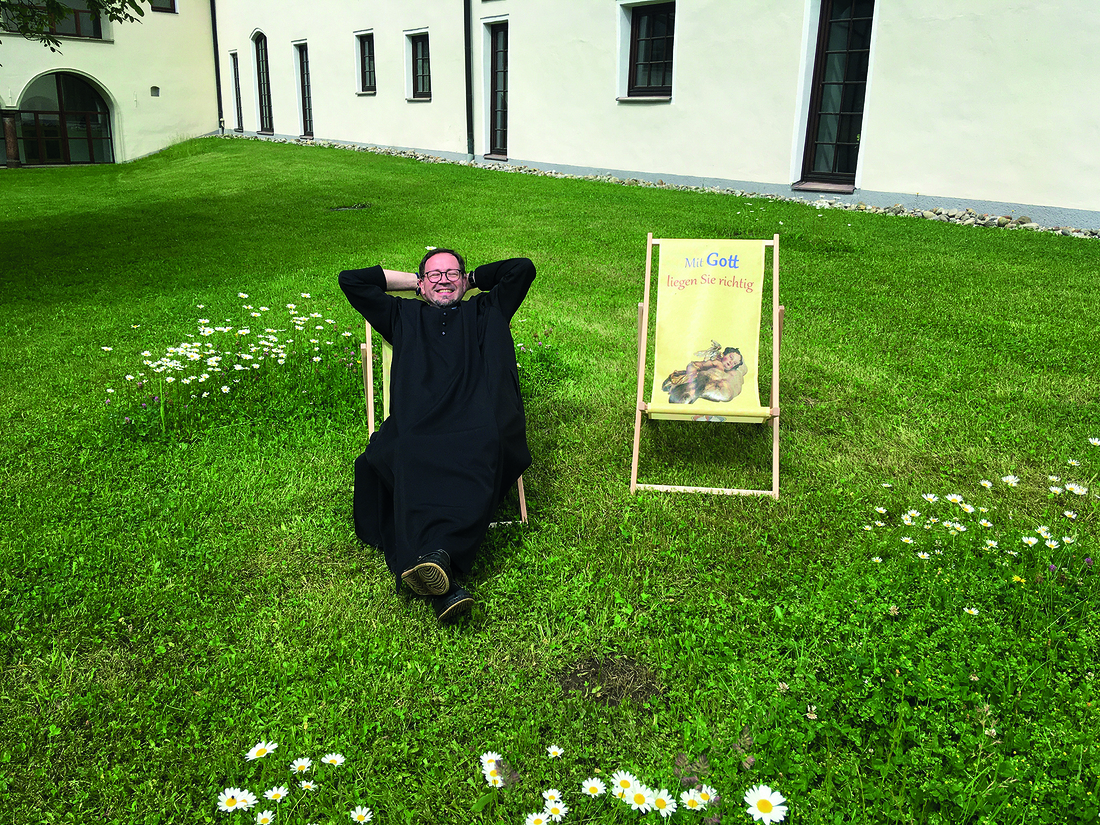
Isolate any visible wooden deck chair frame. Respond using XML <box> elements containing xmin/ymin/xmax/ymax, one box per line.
<box><xmin>359</xmin><ymin>314</ymin><xmax>528</xmax><ymax>524</ymax></box>
<box><xmin>630</xmin><ymin>233</ymin><xmax>784</xmax><ymax>498</ymax></box>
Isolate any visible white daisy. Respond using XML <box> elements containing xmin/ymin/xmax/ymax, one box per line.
<box><xmin>964</xmin><ymin>607</ymin><xmax>979</xmax><ymax>616</ymax></box>
<box><xmin>980</xmin><ymin>519</ymin><xmax>993</xmax><ymax>528</ymax></box>
<box><xmin>946</xmin><ymin>493</ymin><xmax>964</xmax><ymax>504</ymax></box>
<box><xmin>479</xmin><ymin>751</ymin><xmax>503</xmax><ymax>770</ymax></box>
<box><xmin>744</xmin><ymin>784</ymin><xmax>788</xmax><ymax>823</ymax></box>
<box><xmin>627</xmin><ymin>785</ymin><xmax>655</xmax><ymax>812</ymax></box>
<box><xmin>546</xmin><ymin>744</ymin><xmax>564</xmax><ymax>758</ymax></box>
<box><xmin>218</xmin><ymin>788</ymin><xmax>257</xmax><ymax>812</ymax></box>
<box><xmin>1050</xmin><ymin>486</ymin><xmax>1064</xmax><ymax>495</ymax></box>
<box><xmin>979</xmin><ymin>479</ymin><xmax>993</xmax><ymax>488</ymax></box>
<box><xmin>985</xmin><ymin>540</ymin><xmax>998</xmax><ymax>548</ymax></box>
<box><xmin>1065</xmin><ymin>510</ymin><xmax>1078</xmax><ymax>519</ymax></box>
<box><xmin>874</xmin><ymin>506</ymin><xmax>887</xmax><ymax>514</ymax></box>
<box><xmin>264</xmin><ymin>786</ymin><xmax>288</xmax><ymax>802</ymax></box>
<box><xmin>699</xmin><ymin>785</ymin><xmax>718</xmax><ymax>805</ymax></box>
<box><xmin>544</xmin><ymin>801</ymin><xmax>568</xmax><ymax>821</ymax></box>
<box><xmin>581</xmin><ymin>777</ymin><xmax>606</xmax><ymax>796</ymax></box>
<box><xmin>1089</xmin><ymin>437</ymin><xmax>1100</xmax><ymax>446</ymax></box>
<box><xmin>246</xmin><ymin>741</ymin><xmax>278</xmax><ymax>761</ymax></box>
<box><xmin>542</xmin><ymin>788</ymin><xmax>562</xmax><ymax>803</ymax></box>
<box><xmin>922</xmin><ymin>493</ymin><xmax>939</xmax><ymax>503</ymax></box>
<box><xmin>349</xmin><ymin>805</ymin><xmax>372</xmax><ymax>822</ymax></box>
<box><xmin>871</xmin><ymin>557</ymin><xmax>882</xmax><ymax>563</ymax></box>
<box><xmin>300</xmin><ymin>780</ymin><xmax>316</xmax><ymax>791</ymax></box>
<box><xmin>255</xmin><ymin>810</ymin><xmax>275</xmax><ymax>825</ymax></box>
<box><xmin>322</xmin><ymin>753</ymin><xmax>346</xmax><ymax>766</ymax></box>
<box><xmin>290</xmin><ymin>757</ymin><xmax>312</xmax><ymax>774</ymax></box>
<box><xmin>917</xmin><ymin>552</ymin><xmax>931</xmax><ymax>560</ymax></box>
<box><xmin>611</xmin><ymin>771</ymin><xmax>637</xmax><ymax>795</ymax></box>
<box><xmin>901</xmin><ymin>536</ymin><xmax>914</xmax><ymax>544</ymax></box>
<box><xmin>652</xmin><ymin>788</ymin><xmax>677</xmax><ymax>818</ymax></box>
<box><xmin>1022</xmin><ymin>536</ymin><xmax>1039</xmax><ymax>547</ymax></box>
<box><xmin>525</xmin><ymin>813</ymin><xmax>549</xmax><ymax>825</ymax></box>
<box><xmin>680</xmin><ymin>788</ymin><xmax>705</xmax><ymax>810</ymax></box>
<box><xmin>1001</xmin><ymin>475</ymin><xmax>1020</xmax><ymax>486</ymax></box>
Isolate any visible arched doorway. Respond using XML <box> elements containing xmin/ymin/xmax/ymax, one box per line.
<box><xmin>13</xmin><ymin>72</ymin><xmax>114</xmax><ymax>165</ymax></box>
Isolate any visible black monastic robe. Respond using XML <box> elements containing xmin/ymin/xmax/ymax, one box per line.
<box><xmin>338</xmin><ymin>258</ymin><xmax>535</xmax><ymax>587</ymax></box>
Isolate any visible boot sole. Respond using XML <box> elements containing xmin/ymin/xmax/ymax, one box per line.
<box><xmin>412</xmin><ymin>561</ymin><xmax>450</xmax><ymax>596</ymax></box>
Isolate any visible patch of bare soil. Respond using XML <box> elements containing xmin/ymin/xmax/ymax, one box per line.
<box><xmin>557</xmin><ymin>654</ymin><xmax>664</xmax><ymax>707</ymax></box>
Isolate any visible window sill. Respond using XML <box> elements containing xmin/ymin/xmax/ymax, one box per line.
<box><xmin>257</xmin><ymin>130</ymin><xmax>274</xmax><ymax>136</ymax></box>
<box><xmin>41</xmin><ymin>33</ymin><xmax>113</xmax><ymax>44</ymax></box>
<box><xmin>791</xmin><ymin>180</ymin><xmax>856</xmax><ymax>194</ymax></box>
<box><xmin>356</xmin><ymin>90</ymin><xmax>377</xmax><ymax>97</ymax></box>
<box><xmin>406</xmin><ymin>97</ymin><xmax>432</xmax><ymax>102</ymax></box>
<box><xmin>483</xmin><ymin>154</ymin><xmax>508</xmax><ymax>162</ymax></box>
<box><xmin>616</xmin><ymin>95</ymin><xmax>671</xmax><ymax>103</ymax></box>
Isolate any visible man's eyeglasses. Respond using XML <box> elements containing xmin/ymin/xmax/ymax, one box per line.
<box><xmin>422</xmin><ymin>269</ymin><xmax>465</xmax><ymax>283</ymax></box>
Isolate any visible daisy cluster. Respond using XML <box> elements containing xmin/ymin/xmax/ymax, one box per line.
<box><xmin>479</xmin><ymin>747</ymin><xmax>788</xmax><ymax>823</ymax></box>
<box><xmin>863</xmin><ymin>440</ymin><xmax>1097</xmax><ymax>604</ymax></box>
<box><xmin>104</xmin><ymin>292</ymin><xmax>356</xmax><ymax>406</ymax></box>
<box><xmin>217</xmin><ymin>740</ymin><xmax>369</xmax><ymax>822</ymax></box>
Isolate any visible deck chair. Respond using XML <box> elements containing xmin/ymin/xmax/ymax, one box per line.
<box><xmin>358</xmin><ymin>293</ymin><xmax>528</xmax><ymax>523</ymax></box>
<box><xmin>630</xmin><ymin>233</ymin><xmax>784</xmax><ymax>498</ymax></box>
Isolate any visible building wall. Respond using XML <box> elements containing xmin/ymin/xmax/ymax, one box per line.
<box><xmin>213</xmin><ymin>0</ymin><xmax>1100</xmax><ymax>224</ymax></box>
<box><xmin>216</xmin><ymin>0</ymin><xmax>470</xmax><ymax>153</ymax></box>
<box><xmin>0</xmin><ymin>4</ymin><xmax>218</xmax><ymax>162</ymax></box>
<box><xmin>859</xmin><ymin>0</ymin><xmax>1100</xmax><ymax>212</ymax></box>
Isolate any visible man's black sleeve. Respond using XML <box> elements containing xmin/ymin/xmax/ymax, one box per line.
<box><xmin>339</xmin><ymin>266</ymin><xmax>399</xmax><ymax>343</ymax></box>
<box><xmin>472</xmin><ymin>258</ymin><xmax>536</xmax><ymax>322</ymax></box>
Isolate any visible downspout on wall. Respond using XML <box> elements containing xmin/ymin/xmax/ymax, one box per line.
<box><xmin>463</xmin><ymin>0</ymin><xmax>474</xmax><ymax>159</ymax></box>
<box><xmin>210</xmin><ymin>0</ymin><xmax>224</xmax><ymax>131</ymax></box>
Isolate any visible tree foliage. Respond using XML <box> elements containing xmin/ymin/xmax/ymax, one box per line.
<box><xmin>1</xmin><ymin>0</ymin><xmax>146</xmax><ymax>51</ymax></box>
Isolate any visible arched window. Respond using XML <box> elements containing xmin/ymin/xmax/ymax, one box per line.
<box><xmin>253</xmin><ymin>32</ymin><xmax>273</xmax><ymax>133</ymax></box>
<box><xmin>14</xmin><ymin>72</ymin><xmax>113</xmax><ymax>165</ymax></box>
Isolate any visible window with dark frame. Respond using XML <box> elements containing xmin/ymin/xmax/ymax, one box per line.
<box><xmin>149</xmin><ymin>0</ymin><xmax>176</xmax><ymax>11</ymax></box>
<box><xmin>798</xmin><ymin>0</ymin><xmax>874</xmax><ymax>188</ymax></box>
<box><xmin>628</xmin><ymin>2</ymin><xmax>674</xmax><ymax>97</ymax></box>
<box><xmin>230</xmin><ymin>52</ymin><xmax>243</xmax><ymax>131</ymax></box>
<box><xmin>11</xmin><ymin>72</ymin><xmax>114</xmax><ymax>165</ymax></box>
<box><xmin>296</xmin><ymin>43</ymin><xmax>313</xmax><ymax>137</ymax></box>
<box><xmin>4</xmin><ymin>2</ymin><xmax>104</xmax><ymax>39</ymax></box>
<box><xmin>411</xmin><ymin>33</ymin><xmax>431</xmax><ymax>99</ymax></box>
<box><xmin>358</xmin><ymin>33</ymin><xmax>376</xmax><ymax>92</ymax></box>
<box><xmin>488</xmin><ymin>22</ymin><xmax>508</xmax><ymax>156</ymax></box>
<box><xmin>254</xmin><ymin>32</ymin><xmax>273</xmax><ymax>133</ymax></box>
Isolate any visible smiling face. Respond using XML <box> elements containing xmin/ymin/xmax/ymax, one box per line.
<box><xmin>419</xmin><ymin>252</ymin><xmax>469</xmax><ymax>308</ymax></box>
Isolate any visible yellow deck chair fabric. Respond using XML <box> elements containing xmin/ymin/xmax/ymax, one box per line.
<box><xmin>358</xmin><ymin>291</ymin><xmax>528</xmax><ymax>523</ymax></box>
<box><xmin>630</xmin><ymin>234</ymin><xmax>784</xmax><ymax>498</ymax></box>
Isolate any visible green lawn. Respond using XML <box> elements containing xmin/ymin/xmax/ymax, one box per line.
<box><xmin>2</xmin><ymin>137</ymin><xmax>1099</xmax><ymax>825</ymax></box>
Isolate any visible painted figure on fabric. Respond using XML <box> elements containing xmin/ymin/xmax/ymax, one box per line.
<box><xmin>339</xmin><ymin>248</ymin><xmax>535</xmax><ymax>623</ymax></box>
<box><xmin>662</xmin><ymin>341</ymin><xmax>747</xmax><ymax>404</ymax></box>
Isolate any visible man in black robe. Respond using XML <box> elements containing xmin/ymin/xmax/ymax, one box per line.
<box><xmin>339</xmin><ymin>249</ymin><xmax>535</xmax><ymax>622</ymax></box>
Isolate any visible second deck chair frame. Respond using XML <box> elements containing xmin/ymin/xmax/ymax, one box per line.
<box><xmin>359</xmin><ymin>315</ymin><xmax>528</xmax><ymax>524</ymax></box>
<box><xmin>630</xmin><ymin>233</ymin><xmax>784</xmax><ymax>499</ymax></box>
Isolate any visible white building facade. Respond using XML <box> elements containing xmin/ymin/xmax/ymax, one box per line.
<box><xmin>0</xmin><ymin>1</ymin><xmax>218</xmax><ymax>164</ymax></box>
<box><xmin>4</xmin><ymin>1</ymin><xmax>1100</xmax><ymax>228</ymax></box>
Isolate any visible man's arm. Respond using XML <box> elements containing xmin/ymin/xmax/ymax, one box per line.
<box><xmin>380</xmin><ymin>269</ymin><xmax>419</xmax><ymax>291</ymax></box>
<box><xmin>471</xmin><ymin>258</ymin><xmax>536</xmax><ymax>321</ymax></box>
<box><xmin>338</xmin><ymin>265</ymin><xmax>411</xmax><ymax>342</ymax></box>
